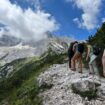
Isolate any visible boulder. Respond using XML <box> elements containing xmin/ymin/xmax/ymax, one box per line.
<box><xmin>97</xmin><ymin>85</ymin><xmax>105</xmax><ymax>99</ymax></box>
<box><xmin>71</xmin><ymin>79</ymin><xmax>101</xmax><ymax>93</ymax></box>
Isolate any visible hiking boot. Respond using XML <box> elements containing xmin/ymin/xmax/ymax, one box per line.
<box><xmin>89</xmin><ymin>72</ymin><xmax>95</xmax><ymax>75</ymax></box>
<box><xmin>78</xmin><ymin>71</ymin><xmax>83</xmax><ymax>74</ymax></box>
<box><xmin>71</xmin><ymin>68</ymin><xmax>76</xmax><ymax>71</ymax></box>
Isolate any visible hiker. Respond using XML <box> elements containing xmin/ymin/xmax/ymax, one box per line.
<box><xmin>102</xmin><ymin>49</ymin><xmax>105</xmax><ymax>77</ymax></box>
<box><xmin>86</xmin><ymin>42</ymin><xmax>101</xmax><ymax>74</ymax></box>
<box><xmin>71</xmin><ymin>42</ymin><xmax>84</xmax><ymax>73</ymax></box>
<box><xmin>68</xmin><ymin>41</ymin><xmax>78</xmax><ymax>68</ymax></box>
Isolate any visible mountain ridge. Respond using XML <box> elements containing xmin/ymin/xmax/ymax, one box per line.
<box><xmin>0</xmin><ymin>34</ymin><xmax>71</xmax><ymax>65</ymax></box>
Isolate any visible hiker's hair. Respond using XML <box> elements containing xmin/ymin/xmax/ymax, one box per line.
<box><xmin>68</xmin><ymin>41</ymin><xmax>78</xmax><ymax>51</ymax></box>
<box><xmin>74</xmin><ymin>41</ymin><xmax>78</xmax><ymax>43</ymax></box>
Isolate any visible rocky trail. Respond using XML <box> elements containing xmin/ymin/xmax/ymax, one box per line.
<box><xmin>38</xmin><ymin>63</ymin><xmax>105</xmax><ymax>105</ymax></box>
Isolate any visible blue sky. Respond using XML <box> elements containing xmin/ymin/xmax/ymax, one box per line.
<box><xmin>0</xmin><ymin>0</ymin><xmax>105</xmax><ymax>40</ymax></box>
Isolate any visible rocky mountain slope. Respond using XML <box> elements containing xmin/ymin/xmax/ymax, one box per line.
<box><xmin>0</xmin><ymin>50</ymin><xmax>67</xmax><ymax>105</ymax></box>
<box><xmin>0</xmin><ymin>23</ymin><xmax>105</xmax><ymax>105</ymax></box>
<box><xmin>0</xmin><ymin>43</ymin><xmax>105</xmax><ymax>105</ymax></box>
<box><xmin>38</xmin><ymin>63</ymin><xmax>105</xmax><ymax>105</ymax></box>
<box><xmin>0</xmin><ymin>35</ymin><xmax>21</xmax><ymax>46</ymax></box>
<box><xmin>0</xmin><ymin>34</ymin><xmax>70</xmax><ymax>65</ymax></box>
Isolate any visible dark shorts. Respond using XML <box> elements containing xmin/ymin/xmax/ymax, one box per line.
<box><xmin>68</xmin><ymin>51</ymin><xmax>74</xmax><ymax>59</ymax></box>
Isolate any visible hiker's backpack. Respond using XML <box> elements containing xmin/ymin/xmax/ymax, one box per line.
<box><xmin>78</xmin><ymin>43</ymin><xmax>84</xmax><ymax>54</ymax></box>
<box><xmin>93</xmin><ymin>46</ymin><xmax>101</xmax><ymax>56</ymax></box>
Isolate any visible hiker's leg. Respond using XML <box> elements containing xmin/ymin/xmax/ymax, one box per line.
<box><xmin>78</xmin><ymin>55</ymin><xmax>82</xmax><ymax>73</ymax></box>
<box><xmin>71</xmin><ymin>55</ymin><xmax>76</xmax><ymax>70</ymax></box>
<box><xmin>69</xmin><ymin>52</ymin><xmax>74</xmax><ymax>68</ymax></box>
<box><xmin>89</xmin><ymin>54</ymin><xmax>97</xmax><ymax>74</ymax></box>
<box><xmin>102</xmin><ymin>56</ymin><xmax>105</xmax><ymax>77</ymax></box>
<box><xmin>91</xmin><ymin>64</ymin><xmax>94</xmax><ymax>73</ymax></box>
<box><xmin>89</xmin><ymin>64</ymin><xmax>93</xmax><ymax>74</ymax></box>
<box><xmin>69</xmin><ymin>60</ymin><xmax>71</xmax><ymax>68</ymax></box>
<box><xmin>71</xmin><ymin>52</ymin><xmax>80</xmax><ymax>70</ymax></box>
<box><xmin>93</xmin><ymin>61</ymin><xmax>99</xmax><ymax>75</ymax></box>
<box><xmin>69</xmin><ymin>57</ymin><xmax>72</xmax><ymax>68</ymax></box>
<box><xmin>71</xmin><ymin>53</ymin><xmax>78</xmax><ymax>70</ymax></box>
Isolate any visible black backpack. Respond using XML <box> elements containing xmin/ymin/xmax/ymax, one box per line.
<box><xmin>78</xmin><ymin>43</ymin><xmax>84</xmax><ymax>54</ymax></box>
<box><xmin>93</xmin><ymin>46</ymin><xmax>101</xmax><ymax>56</ymax></box>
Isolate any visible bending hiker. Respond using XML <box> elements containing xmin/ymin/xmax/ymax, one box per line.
<box><xmin>71</xmin><ymin>42</ymin><xmax>84</xmax><ymax>73</ymax></box>
<box><xmin>86</xmin><ymin>42</ymin><xmax>101</xmax><ymax>74</ymax></box>
<box><xmin>102</xmin><ymin>49</ymin><xmax>105</xmax><ymax>77</ymax></box>
<box><xmin>68</xmin><ymin>41</ymin><xmax>78</xmax><ymax>68</ymax></box>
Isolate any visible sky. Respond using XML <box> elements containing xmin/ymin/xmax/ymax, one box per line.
<box><xmin>0</xmin><ymin>0</ymin><xmax>105</xmax><ymax>41</ymax></box>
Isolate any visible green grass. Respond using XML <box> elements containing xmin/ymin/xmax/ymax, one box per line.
<box><xmin>0</xmin><ymin>50</ymin><xmax>67</xmax><ymax>105</ymax></box>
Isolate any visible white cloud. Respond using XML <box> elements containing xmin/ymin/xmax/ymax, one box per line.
<box><xmin>102</xmin><ymin>18</ymin><xmax>105</xmax><ymax>23</ymax></box>
<box><xmin>0</xmin><ymin>28</ymin><xmax>5</xmax><ymax>37</ymax></box>
<box><xmin>26</xmin><ymin>0</ymin><xmax>41</xmax><ymax>10</ymax></box>
<box><xmin>73</xmin><ymin>18</ymin><xmax>82</xmax><ymax>28</ymax></box>
<box><xmin>66</xmin><ymin>0</ymin><xmax>102</xmax><ymax>30</ymax></box>
<box><xmin>0</xmin><ymin>0</ymin><xmax>59</xmax><ymax>41</ymax></box>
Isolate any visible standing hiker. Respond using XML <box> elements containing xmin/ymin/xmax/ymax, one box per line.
<box><xmin>68</xmin><ymin>41</ymin><xmax>78</xmax><ymax>68</ymax></box>
<box><xmin>86</xmin><ymin>42</ymin><xmax>101</xmax><ymax>74</ymax></box>
<box><xmin>102</xmin><ymin>49</ymin><xmax>105</xmax><ymax>77</ymax></box>
<box><xmin>71</xmin><ymin>42</ymin><xmax>84</xmax><ymax>73</ymax></box>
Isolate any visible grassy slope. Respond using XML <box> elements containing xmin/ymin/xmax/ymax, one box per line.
<box><xmin>0</xmin><ymin>49</ymin><xmax>67</xmax><ymax>105</ymax></box>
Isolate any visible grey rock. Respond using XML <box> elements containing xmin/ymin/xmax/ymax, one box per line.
<box><xmin>71</xmin><ymin>79</ymin><xmax>101</xmax><ymax>92</ymax></box>
<box><xmin>38</xmin><ymin>63</ymin><xmax>105</xmax><ymax>105</ymax></box>
<box><xmin>97</xmin><ymin>85</ymin><xmax>105</xmax><ymax>99</ymax></box>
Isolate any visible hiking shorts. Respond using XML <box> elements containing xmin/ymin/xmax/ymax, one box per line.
<box><xmin>89</xmin><ymin>54</ymin><xmax>97</xmax><ymax>65</ymax></box>
<box><xmin>72</xmin><ymin>51</ymin><xmax>82</xmax><ymax>61</ymax></box>
<box><xmin>68</xmin><ymin>51</ymin><xmax>74</xmax><ymax>59</ymax></box>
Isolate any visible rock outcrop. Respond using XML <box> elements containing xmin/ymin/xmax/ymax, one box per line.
<box><xmin>38</xmin><ymin>63</ymin><xmax>105</xmax><ymax>105</ymax></box>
